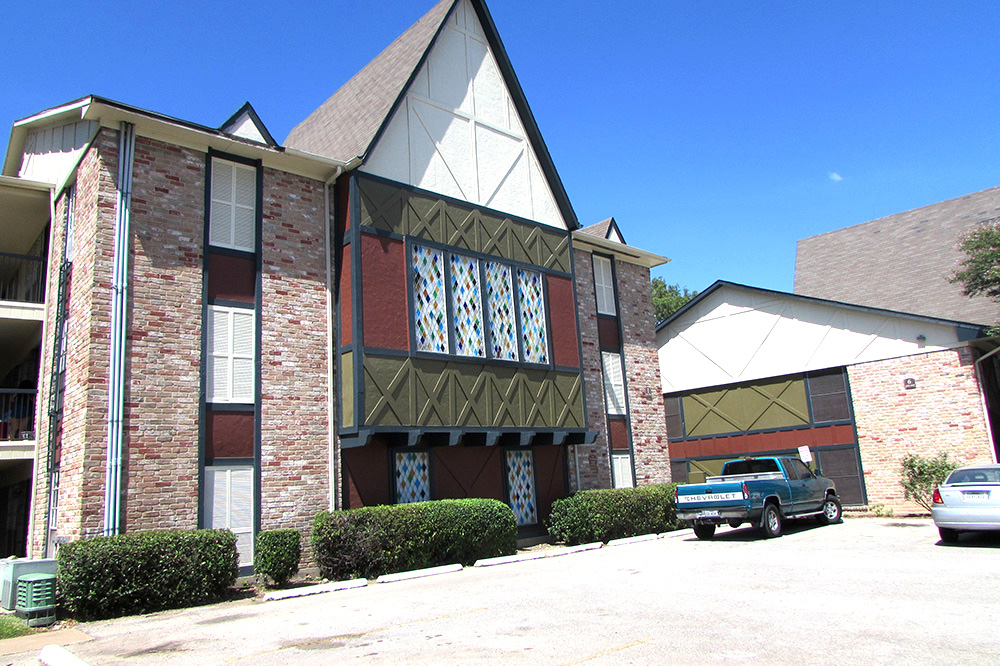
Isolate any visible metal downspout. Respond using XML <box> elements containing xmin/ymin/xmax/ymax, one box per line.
<box><xmin>974</xmin><ymin>344</ymin><xmax>1000</xmax><ymax>463</ymax></box>
<box><xmin>324</xmin><ymin>167</ymin><xmax>343</xmax><ymax>510</ymax></box>
<box><xmin>105</xmin><ymin>122</ymin><xmax>135</xmax><ymax>536</ymax></box>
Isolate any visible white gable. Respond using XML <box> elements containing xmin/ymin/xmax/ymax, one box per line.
<box><xmin>225</xmin><ymin>111</ymin><xmax>269</xmax><ymax>145</ymax></box>
<box><xmin>19</xmin><ymin>120</ymin><xmax>98</xmax><ymax>186</ymax></box>
<box><xmin>361</xmin><ymin>0</ymin><xmax>566</xmax><ymax>229</ymax></box>
<box><xmin>657</xmin><ymin>285</ymin><xmax>969</xmax><ymax>393</ymax></box>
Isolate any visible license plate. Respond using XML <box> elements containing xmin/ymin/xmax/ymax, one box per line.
<box><xmin>963</xmin><ymin>491</ymin><xmax>990</xmax><ymax>502</ymax></box>
<box><xmin>696</xmin><ymin>510</ymin><xmax>721</xmax><ymax>519</ymax></box>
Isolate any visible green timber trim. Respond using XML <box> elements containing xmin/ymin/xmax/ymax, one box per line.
<box><xmin>362</xmin><ymin>355</ymin><xmax>585</xmax><ymax>429</ymax></box>
<box><xmin>357</xmin><ymin>174</ymin><xmax>572</xmax><ymax>273</ymax></box>
<box><xmin>681</xmin><ymin>376</ymin><xmax>810</xmax><ymax>438</ymax></box>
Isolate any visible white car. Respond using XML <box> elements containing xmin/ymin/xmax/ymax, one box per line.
<box><xmin>931</xmin><ymin>464</ymin><xmax>1000</xmax><ymax>543</ymax></box>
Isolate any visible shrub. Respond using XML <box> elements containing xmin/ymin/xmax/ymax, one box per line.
<box><xmin>311</xmin><ymin>498</ymin><xmax>516</xmax><ymax>581</ymax></box>
<box><xmin>254</xmin><ymin>529</ymin><xmax>301</xmax><ymax>587</ymax></box>
<box><xmin>900</xmin><ymin>452</ymin><xmax>960</xmax><ymax>512</ymax></box>
<box><xmin>547</xmin><ymin>484</ymin><xmax>683</xmax><ymax>546</ymax></box>
<box><xmin>58</xmin><ymin>529</ymin><xmax>238</xmax><ymax>620</ymax></box>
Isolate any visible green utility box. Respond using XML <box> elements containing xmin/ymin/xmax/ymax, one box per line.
<box><xmin>15</xmin><ymin>573</ymin><xmax>56</xmax><ymax>627</ymax></box>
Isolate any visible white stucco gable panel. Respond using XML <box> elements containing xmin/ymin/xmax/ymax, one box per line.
<box><xmin>361</xmin><ymin>0</ymin><xmax>566</xmax><ymax>229</ymax></box>
<box><xmin>19</xmin><ymin>120</ymin><xmax>98</xmax><ymax>185</ymax></box>
<box><xmin>658</xmin><ymin>284</ymin><xmax>966</xmax><ymax>393</ymax></box>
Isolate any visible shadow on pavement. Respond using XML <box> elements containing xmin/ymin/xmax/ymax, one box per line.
<box><xmin>685</xmin><ymin>519</ymin><xmax>835</xmax><ymax>542</ymax></box>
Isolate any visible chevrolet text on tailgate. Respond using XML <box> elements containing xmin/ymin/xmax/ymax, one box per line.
<box><xmin>675</xmin><ymin>454</ymin><xmax>842</xmax><ymax>539</ymax></box>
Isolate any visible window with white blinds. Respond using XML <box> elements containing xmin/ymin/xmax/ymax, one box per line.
<box><xmin>204</xmin><ymin>466</ymin><xmax>254</xmax><ymax>566</ymax></box>
<box><xmin>207</xmin><ymin>305</ymin><xmax>255</xmax><ymax>403</ymax></box>
<box><xmin>209</xmin><ymin>158</ymin><xmax>256</xmax><ymax>252</ymax></box>
<box><xmin>593</xmin><ymin>255</ymin><xmax>616</xmax><ymax>315</ymax></box>
<box><xmin>602</xmin><ymin>351</ymin><xmax>626</xmax><ymax>415</ymax></box>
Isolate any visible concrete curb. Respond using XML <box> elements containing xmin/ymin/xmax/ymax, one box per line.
<box><xmin>606</xmin><ymin>533</ymin><xmax>660</xmax><ymax>547</ymax></box>
<box><xmin>475</xmin><ymin>541</ymin><xmax>603</xmax><ymax>567</ymax></box>
<box><xmin>263</xmin><ymin>578</ymin><xmax>368</xmax><ymax>601</ymax></box>
<box><xmin>375</xmin><ymin>563</ymin><xmax>463</xmax><ymax>584</ymax></box>
<box><xmin>39</xmin><ymin>644</ymin><xmax>91</xmax><ymax>666</ymax></box>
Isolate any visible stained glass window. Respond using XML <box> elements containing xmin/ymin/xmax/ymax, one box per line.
<box><xmin>395</xmin><ymin>450</ymin><xmax>430</xmax><ymax>503</ymax></box>
<box><xmin>517</xmin><ymin>268</ymin><xmax>548</xmax><ymax>364</ymax></box>
<box><xmin>506</xmin><ymin>449</ymin><xmax>537</xmax><ymax>526</ymax></box>
<box><xmin>412</xmin><ymin>245</ymin><xmax>449</xmax><ymax>353</ymax></box>
<box><xmin>485</xmin><ymin>261</ymin><xmax>518</xmax><ymax>361</ymax></box>
<box><xmin>451</xmin><ymin>254</ymin><xmax>485</xmax><ymax>357</ymax></box>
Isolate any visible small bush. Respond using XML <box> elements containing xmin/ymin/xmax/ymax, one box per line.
<box><xmin>311</xmin><ymin>498</ymin><xmax>516</xmax><ymax>581</ymax></box>
<box><xmin>900</xmin><ymin>452</ymin><xmax>960</xmax><ymax>512</ymax></box>
<box><xmin>255</xmin><ymin>529</ymin><xmax>301</xmax><ymax>587</ymax></box>
<box><xmin>547</xmin><ymin>484</ymin><xmax>683</xmax><ymax>546</ymax></box>
<box><xmin>58</xmin><ymin>529</ymin><xmax>238</xmax><ymax>620</ymax></box>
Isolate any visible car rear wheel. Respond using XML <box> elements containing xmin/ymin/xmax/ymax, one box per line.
<box><xmin>761</xmin><ymin>503</ymin><xmax>782</xmax><ymax>538</ymax></box>
<box><xmin>938</xmin><ymin>527</ymin><xmax>959</xmax><ymax>544</ymax></box>
<box><xmin>693</xmin><ymin>524</ymin><xmax>716</xmax><ymax>540</ymax></box>
<box><xmin>817</xmin><ymin>495</ymin><xmax>842</xmax><ymax>525</ymax></box>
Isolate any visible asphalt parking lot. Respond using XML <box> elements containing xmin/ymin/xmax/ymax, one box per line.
<box><xmin>5</xmin><ymin>516</ymin><xmax>1000</xmax><ymax>665</ymax></box>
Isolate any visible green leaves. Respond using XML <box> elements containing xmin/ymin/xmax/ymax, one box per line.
<box><xmin>254</xmin><ymin>529</ymin><xmax>301</xmax><ymax>587</ymax></box>
<box><xmin>57</xmin><ymin>529</ymin><xmax>238</xmax><ymax>620</ymax></box>
<box><xmin>546</xmin><ymin>484</ymin><xmax>684</xmax><ymax>546</ymax></box>
<box><xmin>900</xmin><ymin>452</ymin><xmax>959</xmax><ymax>512</ymax></box>
<box><xmin>651</xmin><ymin>278</ymin><xmax>699</xmax><ymax>323</ymax></box>
<box><xmin>951</xmin><ymin>222</ymin><xmax>1000</xmax><ymax>305</ymax></box>
<box><xmin>311</xmin><ymin>499</ymin><xmax>517</xmax><ymax>581</ymax></box>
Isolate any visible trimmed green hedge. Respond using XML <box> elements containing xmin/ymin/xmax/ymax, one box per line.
<box><xmin>311</xmin><ymin>498</ymin><xmax>517</xmax><ymax>581</ymax></box>
<box><xmin>546</xmin><ymin>484</ymin><xmax>683</xmax><ymax>545</ymax></box>
<box><xmin>254</xmin><ymin>529</ymin><xmax>301</xmax><ymax>587</ymax></box>
<box><xmin>58</xmin><ymin>529</ymin><xmax>238</xmax><ymax>620</ymax></box>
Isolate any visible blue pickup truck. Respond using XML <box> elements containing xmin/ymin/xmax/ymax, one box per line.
<box><xmin>675</xmin><ymin>456</ymin><xmax>842</xmax><ymax>539</ymax></box>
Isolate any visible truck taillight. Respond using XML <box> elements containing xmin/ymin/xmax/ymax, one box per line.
<box><xmin>932</xmin><ymin>488</ymin><xmax>943</xmax><ymax>504</ymax></box>
<box><xmin>742</xmin><ymin>482</ymin><xmax>749</xmax><ymax>500</ymax></box>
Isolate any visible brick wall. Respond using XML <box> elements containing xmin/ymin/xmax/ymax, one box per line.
<box><xmin>124</xmin><ymin>136</ymin><xmax>204</xmax><ymax>532</ymax></box>
<box><xmin>616</xmin><ymin>261</ymin><xmax>671</xmax><ymax>485</ymax></box>
<box><xmin>849</xmin><ymin>347</ymin><xmax>994</xmax><ymax>511</ymax></box>
<box><xmin>260</xmin><ymin>168</ymin><xmax>331</xmax><ymax>563</ymax></box>
<box><xmin>572</xmin><ymin>249</ymin><xmax>611</xmax><ymax>491</ymax></box>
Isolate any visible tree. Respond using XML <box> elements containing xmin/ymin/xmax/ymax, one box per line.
<box><xmin>951</xmin><ymin>221</ymin><xmax>1000</xmax><ymax>334</ymax></box>
<box><xmin>899</xmin><ymin>452</ymin><xmax>958</xmax><ymax>513</ymax></box>
<box><xmin>651</xmin><ymin>278</ymin><xmax>698</xmax><ymax>323</ymax></box>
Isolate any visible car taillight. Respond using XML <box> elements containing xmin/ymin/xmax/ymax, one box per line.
<box><xmin>932</xmin><ymin>488</ymin><xmax>943</xmax><ymax>504</ymax></box>
<box><xmin>742</xmin><ymin>482</ymin><xmax>749</xmax><ymax>500</ymax></box>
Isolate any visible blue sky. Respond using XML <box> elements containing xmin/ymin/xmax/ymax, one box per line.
<box><xmin>3</xmin><ymin>1</ymin><xmax>1000</xmax><ymax>294</ymax></box>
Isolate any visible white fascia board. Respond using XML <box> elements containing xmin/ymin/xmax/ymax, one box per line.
<box><xmin>4</xmin><ymin>98</ymin><xmax>94</xmax><ymax>176</ymax></box>
<box><xmin>572</xmin><ymin>232</ymin><xmax>668</xmax><ymax>268</ymax></box>
<box><xmin>79</xmin><ymin>102</ymin><xmax>349</xmax><ymax>181</ymax></box>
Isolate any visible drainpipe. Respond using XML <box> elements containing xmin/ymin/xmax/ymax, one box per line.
<box><xmin>324</xmin><ymin>166</ymin><xmax>343</xmax><ymax>510</ymax></box>
<box><xmin>974</xmin><ymin>344</ymin><xmax>1000</xmax><ymax>463</ymax></box>
<box><xmin>104</xmin><ymin>122</ymin><xmax>135</xmax><ymax>536</ymax></box>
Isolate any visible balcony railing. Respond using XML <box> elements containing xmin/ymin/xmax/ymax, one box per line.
<box><xmin>0</xmin><ymin>252</ymin><xmax>46</xmax><ymax>304</ymax></box>
<box><xmin>0</xmin><ymin>389</ymin><xmax>36</xmax><ymax>441</ymax></box>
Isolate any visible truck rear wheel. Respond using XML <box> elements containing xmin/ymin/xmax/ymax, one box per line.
<box><xmin>693</xmin><ymin>524</ymin><xmax>716</xmax><ymax>540</ymax></box>
<box><xmin>761</xmin><ymin>503</ymin><xmax>782</xmax><ymax>538</ymax></box>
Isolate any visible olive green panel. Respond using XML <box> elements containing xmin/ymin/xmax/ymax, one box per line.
<box><xmin>341</xmin><ymin>351</ymin><xmax>354</xmax><ymax>428</ymax></box>
<box><xmin>682</xmin><ymin>378</ymin><xmax>809</xmax><ymax>438</ymax></box>
<box><xmin>687</xmin><ymin>458</ymin><xmax>727</xmax><ymax>485</ymax></box>
<box><xmin>362</xmin><ymin>354</ymin><xmax>584</xmax><ymax>429</ymax></box>
<box><xmin>357</xmin><ymin>176</ymin><xmax>571</xmax><ymax>272</ymax></box>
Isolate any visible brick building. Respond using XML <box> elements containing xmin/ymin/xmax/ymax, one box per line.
<box><xmin>0</xmin><ymin>0</ymin><xmax>668</xmax><ymax>562</ymax></box>
<box><xmin>657</xmin><ymin>281</ymin><xmax>997</xmax><ymax>512</ymax></box>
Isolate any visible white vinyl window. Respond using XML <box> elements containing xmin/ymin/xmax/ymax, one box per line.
<box><xmin>602</xmin><ymin>351</ymin><xmax>626</xmax><ymax>415</ymax></box>
<box><xmin>612</xmin><ymin>452</ymin><xmax>634</xmax><ymax>488</ymax></box>
<box><xmin>209</xmin><ymin>158</ymin><xmax>256</xmax><ymax>252</ymax></box>
<box><xmin>207</xmin><ymin>305</ymin><xmax>255</xmax><ymax>403</ymax></box>
<box><xmin>593</xmin><ymin>255</ymin><xmax>616</xmax><ymax>316</ymax></box>
<box><xmin>204</xmin><ymin>466</ymin><xmax>254</xmax><ymax>566</ymax></box>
